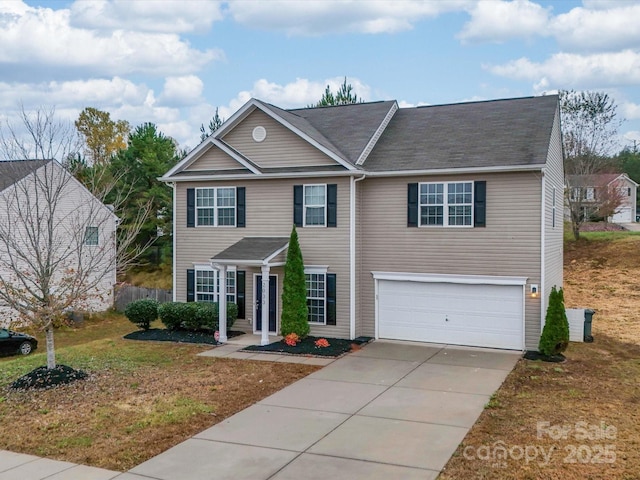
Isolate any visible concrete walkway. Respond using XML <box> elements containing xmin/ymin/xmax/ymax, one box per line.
<box><xmin>620</xmin><ymin>222</ymin><xmax>640</xmax><ymax>231</ymax></box>
<box><xmin>0</xmin><ymin>340</ymin><xmax>520</xmax><ymax>480</ymax></box>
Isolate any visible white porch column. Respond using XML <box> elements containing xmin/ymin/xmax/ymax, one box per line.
<box><xmin>218</xmin><ymin>264</ymin><xmax>228</xmax><ymax>343</ymax></box>
<box><xmin>261</xmin><ymin>264</ymin><xmax>270</xmax><ymax>346</ymax></box>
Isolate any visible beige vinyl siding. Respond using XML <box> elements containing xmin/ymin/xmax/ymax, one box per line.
<box><xmin>222</xmin><ymin>109</ymin><xmax>339</xmax><ymax>168</ymax></box>
<box><xmin>543</xmin><ymin>108</ymin><xmax>565</xmax><ymax>336</ymax></box>
<box><xmin>186</xmin><ymin>146</ymin><xmax>246</xmax><ymax>171</ymax></box>
<box><xmin>174</xmin><ymin>176</ymin><xmax>351</xmax><ymax>338</ymax></box>
<box><xmin>357</xmin><ymin>172</ymin><xmax>543</xmax><ymax>349</ymax></box>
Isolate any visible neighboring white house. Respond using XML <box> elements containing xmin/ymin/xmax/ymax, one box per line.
<box><xmin>565</xmin><ymin>173</ymin><xmax>638</xmax><ymax>224</ymax></box>
<box><xmin>0</xmin><ymin>160</ymin><xmax>118</xmax><ymax>327</ymax></box>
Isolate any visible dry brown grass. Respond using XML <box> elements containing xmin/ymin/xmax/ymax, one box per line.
<box><xmin>0</xmin><ymin>317</ymin><xmax>318</xmax><ymax>471</ymax></box>
<box><xmin>440</xmin><ymin>234</ymin><xmax>640</xmax><ymax>480</ymax></box>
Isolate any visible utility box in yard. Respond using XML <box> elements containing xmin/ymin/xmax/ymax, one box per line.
<box><xmin>565</xmin><ymin>308</ymin><xmax>595</xmax><ymax>343</ymax></box>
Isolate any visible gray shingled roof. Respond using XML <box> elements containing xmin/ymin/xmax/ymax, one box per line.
<box><xmin>0</xmin><ymin>160</ymin><xmax>50</xmax><ymax>192</ymax></box>
<box><xmin>288</xmin><ymin>101</ymin><xmax>397</xmax><ymax>165</ymax></box>
<box><xmin>212</xmin><ymin>237</ymin><xmax>289</xmax><ymax>262</ymax></box>
<box><xmin>363</xmin><ymin>95</ymin><xmax>559</xmax><ymax>171</ymax></box>
<box><xmin>255</xmin><ymin>100</ymin><xmax>350</xmax><ymax>163</ymax></box>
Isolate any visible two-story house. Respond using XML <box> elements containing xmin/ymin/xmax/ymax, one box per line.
<box><xmin>161</xmin><ymin>95</ymin><xmax>563</xmax><ymax>351</ymax></box>
<box><xmin>0</xmin><ymin>159</ymin><xmax>118</xmax><ymax>326</ymax></box>
<box><xmin>565</xmin><ymin>173</ymin><xmax>638</xmax><ymax>224</ymax></box>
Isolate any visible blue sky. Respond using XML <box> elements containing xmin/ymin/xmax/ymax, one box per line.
<box><xmin>1</xmin><ymin>0</ymin><xmax>639</xmax><ymax>153</ymax></box>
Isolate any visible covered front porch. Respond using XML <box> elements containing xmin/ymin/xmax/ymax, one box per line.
<box><xmin>210</xmin><ymin>237</ymin><xmax>289</xmax><ymax>346</ymax></box>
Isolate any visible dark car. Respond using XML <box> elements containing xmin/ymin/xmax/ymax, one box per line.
<box><xmin>0</xmin><ymin>328</ymin><xmax>38</xmax><ymax>356</ymax></box>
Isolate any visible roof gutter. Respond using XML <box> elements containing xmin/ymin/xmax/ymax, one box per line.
<box><xmin>159</xmin><ymin>163</ymin><xmax>543</xmax><ymax>183</ymax></box>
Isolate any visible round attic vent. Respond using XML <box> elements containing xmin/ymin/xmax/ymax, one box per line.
<box><xmin>252</xmin><ymin>126</ymin><xmax>267</xmax><ymax>142</ymax></box>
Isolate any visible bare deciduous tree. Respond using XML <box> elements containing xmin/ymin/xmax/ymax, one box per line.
<box><xmin>561</xmin><ymin>90</ymin><xmax>623</xmax><ymax>239</ymax></box>
<box><xmin>0</xmin><ymin>107</ymin><xmax>147</xmax><ymax>369</ymax></box>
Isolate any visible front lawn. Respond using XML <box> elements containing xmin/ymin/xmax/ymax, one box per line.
<box><xmin>0</xmin><ymin>314</ymin><xmax>318</xmax><ymax>471</ymax></box>
<box><xmin>440</xmin><ymin>232</ymin><xmax>640</xmax><ymax>479</ymax></box>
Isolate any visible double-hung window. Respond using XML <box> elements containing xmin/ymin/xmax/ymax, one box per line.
<box><xmin>194</xmin><ymin>266</ymin><xmax>236</xmax><ymax>303</ymax></box>
<box><xmin>419</xmin><ymin>182</ymin><xmax>473</xmax><ymax>226</ymax></box>
<box><xmin>294</xmin><ymin>184</ymin><xmax>337</xmax><ymax>228</ymax></box>
<box><xmin>84</xmin><ymin>226</ymin><xmax>99</xmax><ymax>246</ymax></box>
<box><xmin>304</xmin><ymin>185</ymin><xmax>326</xmax><ymax>226</ymax></box>
<box><xmin>305</xmin><ymin>272</ymin><xmax>326</xmax><ymax>324</ymax></box>
<box><xmin>196</xmin><ymin>187</ymin><xmax>236</xmax><ymax>226</ymax></box>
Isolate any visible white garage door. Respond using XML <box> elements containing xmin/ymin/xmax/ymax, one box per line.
<box><xmin>377</xmin><ymin>279</ymin><xmax>524</xmax><ymax>350</ymax></box>
<box><xmin>611</xmin><ymin>207</ymin><xmax>632</xmax><ymax>223</ymax></box>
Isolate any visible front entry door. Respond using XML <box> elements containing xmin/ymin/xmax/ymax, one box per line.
<box><xmin>255</xmin><ymin>275</ymin><xmax>277</xmax><ymax>333</ymax></box>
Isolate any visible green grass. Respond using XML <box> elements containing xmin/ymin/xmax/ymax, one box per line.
<box><xmin>0</xmin><ymin>312</ymin><xmax>172</xmax><ymax>388</ymax></box>
<box><xmin>564</xmin><ymin>223</ymin><xmax>640</xmax><ymax>242</ymax></box>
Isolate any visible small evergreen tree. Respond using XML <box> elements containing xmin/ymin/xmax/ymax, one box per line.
<box><xmin>538</xmin><ymin>286</ymin><xmax>570</xmax><ymax>356</ymax></box>
<box><xmin>280</xmin><ymin>226</ymin><xmax>310</xmax><ymax>338</ymax></box>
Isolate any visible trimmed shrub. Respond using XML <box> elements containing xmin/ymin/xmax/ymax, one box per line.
<box><xmin>195</xmin><ymin>302</ymin><xmax>238</xmax><ymax>331</ymax></box>
<box><xmin>158</xmin><ymin>302</ymin><xmax>192</xmax><ymax>330</ymax></box>
<box><xmin>159</xmin><ymin>302</ymin><xmax>239</xmax><ymax>331</ymax></box>
<box><xmin>190</xmin><ymin>302</ymin><xmax>217</xmax><ymax>331</ymax></box>
<box><xmin>538</xmin><ymin>286</ymin><xmax>570</xmax><ymax>356</ymax></box>
<box><xmin>281</xmin><ymin>226</ymin><xmax>310</xmax><ymax>338</ymax></box>
<box><xmin>124</xmin><ymin>298</ymin><xmax>159</xmax><ymax>330</ymax></box>
<box><xmin>226</xmin><ymin>302</ymin><xmax>238</xmax><ymax>330</ymax></box>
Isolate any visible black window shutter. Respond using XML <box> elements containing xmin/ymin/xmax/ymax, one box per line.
<box><xmin>236</xmin><ymin>270</ymin><xmax>246</xmax><ymax>318</ymax></box>
<box><xmin>187</xmin><ymin>188</ymin><xmax>195</xmax><ymax>228</ymax></box>
<box><xmin>236</xmin><ymin>187</ymin><xmax>246</xmax><ymax>228</ymax></box>
<box><xmin>326</xmin><ymin>273</ymin><xmax>336</xmax><ymax>325</ymax></box>
<box><xmin>327</xmin><ymin>184</ymin><xmax>337</xmax><ymax>227</ymax></box>
<box><xmin>407</xmin><ymin>183</ymin><xmax>418</xmax><ymax>227</ymax></box>
<box><xmin>293</xmin><ymin>185</ymin><xmax>303</xmax><ymax>227</ymax></box>
<box><xmin>186</xmin><ymin>269</ymin><xmax>195</xmax><ymax>302</ymax></box>
<box><xmin>474</xmin><ymin>181</ymin><xmax>486</xmax><ymax>227</ymax></box>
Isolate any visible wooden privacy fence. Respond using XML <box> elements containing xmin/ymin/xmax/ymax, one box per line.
<box><xmin>114</xmin><ymin>285</ymin><xmax>173</xmax><ymax>311</ymax></box>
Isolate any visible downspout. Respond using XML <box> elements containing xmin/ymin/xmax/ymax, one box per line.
<box><xmin>540</xmin><ymin>169</ymin><xmax>546</xmax><ymax>339</ymax></box>
<box><xmin>171</xmin><ymin>182</ymin><xmax>177</xmax><ymax>302</ymax></box>
<box><xmin>350</xmin><ymin>174</ymin><xmax>366</xmax><ymax>340</ymax></box>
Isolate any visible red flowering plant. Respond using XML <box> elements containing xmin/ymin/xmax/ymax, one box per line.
<box><xmin>314</xmin><ymin>338</ymin><xmax>330</xmax><ymax>348</ymax></box>
<box><xmin>284</xmin><ymin>333</ymin><xmax>300</xmax><ymax>346</ymax></box>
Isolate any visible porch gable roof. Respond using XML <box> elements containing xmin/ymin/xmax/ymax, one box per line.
<box><xmin>211</xmin><ymin>237</ymin><xmax>289</xmax><ymax>266</ymax></box>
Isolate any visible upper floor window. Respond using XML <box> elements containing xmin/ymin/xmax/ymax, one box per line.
<box><xmin>196</xmin><ymin>187</ymin><xmax>236</xmax><ymax>227</ymax></box>
<box><xmin>419</xmin><ymin>182</ymin><xmax>473</xmax><ymax>227</ymax></box>
<box><xmin>294</xmin><ymin>184</ymin><xmax>337</xmax><ymax>228</ymax></box>
<box><xmin>84</xmin><ymin>226</ymin><xmax>99</xmax><ymax>245</ymax></box>
<box><xmin>304</xmin><ymin>184</ymin><xmax>326</xmax><ymax>226</ymax></box>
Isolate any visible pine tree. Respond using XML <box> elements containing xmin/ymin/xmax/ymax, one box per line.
<box><xmin>538</xmin><ymin>287</ymin><xmax>570</xmax><ymax>356</ymax></box>
<box><xmin>280</xmin><ymin>226</ymin><xmax>310</xmax><ymax>338</ymax></box>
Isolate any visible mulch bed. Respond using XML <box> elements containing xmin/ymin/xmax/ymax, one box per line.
<box><xmin>523</xmin><ymin>350</ymin><xmax>566</xmax><ymax>362</ymax></box>
<box><xmin>242</xmin><ymin>336</ymin><xmax>372</xmax><ymax>358</ymax></box>
<box><xmin>580</xmin><ymin>222</ymin><xmax>626</xmax><ymax>232</ymax></box>
<box><xmin>123</xmin><ymin>328</ymin><xmax>245</xmax><ymax>345</ymax></box>
<box><xmin>10</xmin><ymin>365</ymin><xmax>88</xmax><ymax>390</ymax></box>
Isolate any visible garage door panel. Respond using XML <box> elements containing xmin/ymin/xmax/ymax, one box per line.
<box><xmin>378</xmin><ymin>280</ymin><xmax>523</xmax><ymax>350</ymax></box>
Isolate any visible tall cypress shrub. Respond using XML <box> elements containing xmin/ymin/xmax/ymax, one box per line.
<box><xmin>538</xmin><ymin>286</ymin><xmax>570</xmax><ymax>356</ymax></box>
<box><xmin>280</xmin><ymin>226</ymin><xmax>310</xmax><ymax>338</ymax></box>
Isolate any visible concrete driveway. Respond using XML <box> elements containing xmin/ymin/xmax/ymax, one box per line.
<box><xmin>125</xmin><ymin>341</ymin><xmax>520</xmax><ymax>480</ymax></box>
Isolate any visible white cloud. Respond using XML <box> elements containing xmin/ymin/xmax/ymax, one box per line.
<box><xmin>622</xmin><ymin>102</ymin><xmax>640</xmax><ymax>121</ymax></box>
<box><xmin>0</xmin><ymin>2</ymin><xmax>221</xmax><ymax>79</ymax></box>
<box><xmin>227</xmin><ymin>0</ymin><xmax>472</xmax><ymax>36</ymax></box>
<box><xmin>458</xmin><ymin>0</ymin><xmax>551</xmax><ymax>43</ymax></box>
<box><xmin>551</xmin><ymin>4</ymin><xmax>640</xmax><ymax>51</ymax></box>
<box><xmin>458</xmin><ymin>1</ymin><xmax>640</xmax><ymax>52</ymax></box>
<box><xmin>0</xmin><ymin>77</ymin><xmax>150</xmax><ymax>110</ymax></box>
<box><xmin>487</xmin><ymin>50</ymin><xmax>640</xmax><ymax>91</ymax></box>
<box><xmin>217</xmin><ymin>77</ymin><xmax>373</xmax><ymax>119</ymax></box>
<box><xmin>69</xmin><ymin>0</ymin><xmax>224</xmax><ymax>33</ymax></box>
<box><xmin>159</xmin><ymin>76</ymin><xmax>204</xmax><ymax>107</ymax></box>
<box><xmin>622</xmin><ymin>130</ymin><xmax>640</xmax><ymax>146</ymax></box>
